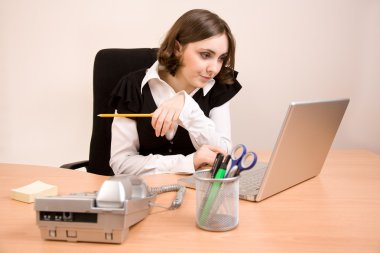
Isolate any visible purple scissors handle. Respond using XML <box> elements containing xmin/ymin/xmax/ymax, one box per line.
<box><xmin>230</xmin><ymin>144</ymin><xmax>247</xmax><ymax>168</ymax></box>
<box><xmin>227</xmin><ymin>144</ymin><xmax>258</xmax><ymax>177</ymax></box>
<box><xmin>236</xmin><ymin>151</ymin><xmax>258</xmax><ymax>175</ymax></box>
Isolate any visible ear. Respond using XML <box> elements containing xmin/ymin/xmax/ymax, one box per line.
<box><xmin>174</xmin><ymin>40</ymin><xmax>183</xmax><ymax>57</ymax></box>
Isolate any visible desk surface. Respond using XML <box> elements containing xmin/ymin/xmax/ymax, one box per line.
<box><xmin>0</xmin><ymin>150</ymin><xmax>379</xmax><ymax>253</ymax></box>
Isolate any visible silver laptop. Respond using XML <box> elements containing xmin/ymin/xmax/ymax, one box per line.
<box><xmin>178</xmin><ymin>98</ymin><xmax>350</xmax><ymax>202</ymax></box>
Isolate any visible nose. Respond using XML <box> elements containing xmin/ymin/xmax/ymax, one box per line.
<box><xmin>206</xmin><ymin>59</ymin><xmax>221</xmax><ymax>77</ymax></box>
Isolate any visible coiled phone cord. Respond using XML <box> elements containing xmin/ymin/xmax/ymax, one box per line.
<box><xmin>149</xmin><ymin>184</ymin><xmax>186</xmax><ymax>210</ymax></box>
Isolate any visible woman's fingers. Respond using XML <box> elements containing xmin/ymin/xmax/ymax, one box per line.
<box><xmin>193</xmin><ymin>145</ymin><xmax>227</xmax><ymax>169</ymax></box>
<box><xmin>152</xmin><ymin>108</ymin><xmax>178</xmax><ymax>137</ymax></box>
<box><xmin>151</xmin><ymin>93</ymin><xmax>184</xmax><ymax>137</ymax></box>
<box><xmin>159</xmin><ymin>110</ymin><xmax>176</xmax><ymax>137</ymax></box>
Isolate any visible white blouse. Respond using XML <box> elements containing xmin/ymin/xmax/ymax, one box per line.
<box><xmin>110</xmin><ymin>61</ymin><xmax>232</xmax><ymax>176</ymax></box>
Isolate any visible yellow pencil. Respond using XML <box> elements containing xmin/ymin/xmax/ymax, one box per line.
<box><xmin>98</xmin><ymin>113</ymin><xmax>153</xmax><ymax>118</ymax></box>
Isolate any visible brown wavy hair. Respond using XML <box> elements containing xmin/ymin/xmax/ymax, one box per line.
<box><xmin>157</xmin><ymin>9</ymin><xmax>236</xmax><ymax>85</ymax></box>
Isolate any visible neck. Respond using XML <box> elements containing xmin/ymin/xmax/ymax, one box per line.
<box><xmin>159</xmin><ymin>70</ymin><xmax>195</xmax><ymax>94</ymax></box>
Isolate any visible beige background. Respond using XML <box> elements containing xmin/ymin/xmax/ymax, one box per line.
<box><xmin>1</xmin><ymin>0</ymin><xmax>379</xmax><ymax>167</ymax></box>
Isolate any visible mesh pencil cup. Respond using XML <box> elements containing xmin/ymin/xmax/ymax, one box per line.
<box><xmin>194</xmin><ymin>169</ymin><xmax>239</xmax><ymax>231</ymax></box>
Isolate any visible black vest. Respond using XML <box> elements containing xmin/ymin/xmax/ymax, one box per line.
<box><xmin>110</xmin><ymin>69</ymin><xmax>242</xmax><ymax>156</ymax></box>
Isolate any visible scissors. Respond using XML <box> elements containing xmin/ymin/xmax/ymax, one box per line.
<box><xmin>225</xmin><ymin>144</ymin><xmax>258</xmax><ymax>177</ymax></box>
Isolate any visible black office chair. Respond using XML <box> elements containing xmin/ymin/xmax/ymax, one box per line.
<box><xmin>61</xmin><ymin>48</ymin><xmax>158</xmax><ymax>175</ymax></box>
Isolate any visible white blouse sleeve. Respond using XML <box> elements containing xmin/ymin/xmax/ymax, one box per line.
<box><xmin>179</xmin><ymin>92</ymin><xmax>232</xmax><ymax>153</ymax></box>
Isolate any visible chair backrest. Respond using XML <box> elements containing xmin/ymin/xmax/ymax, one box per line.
<box><xmin>88</xmin><ymin>48</ymin><xmax>157</xmax><ymax>175</ymax></box>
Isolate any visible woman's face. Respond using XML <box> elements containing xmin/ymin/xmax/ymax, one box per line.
<box><xmin>175</xmin><ymin>33</ymin><xmax>228</xmax><ymax>93</ymax></box>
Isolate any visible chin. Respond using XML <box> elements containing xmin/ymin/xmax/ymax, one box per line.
<box><xmin>197</xmin><ymin>83</ymin><xmax>208</xmax><ymax>89</ymax></box>
<box><xmin>197</xmin><ymin>79</ymin><xmax>210</xmax><ymax>87</ymax></box>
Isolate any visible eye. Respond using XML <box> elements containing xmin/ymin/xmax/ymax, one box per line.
<box><xmin>200</xmin><ymin>52</ymin><xmax>211</xmax><ymax>59</ymax></box>
<box><xmin>218</xmin><ymin>54</ymin><xmax>227</xmax><ymax>63</ymax></box>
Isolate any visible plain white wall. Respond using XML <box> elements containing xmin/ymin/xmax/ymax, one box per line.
<box><xmin>1</xmin><ymin>0</ymin><xmax>379</xmax><ymax>167</ymax></box>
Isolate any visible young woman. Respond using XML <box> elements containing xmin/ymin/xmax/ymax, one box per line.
<box><xmin>110</xmin><ymin>9</ymin><xmax>242</xmax><ymax>175</ymax></box>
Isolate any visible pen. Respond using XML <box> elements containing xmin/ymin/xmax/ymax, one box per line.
<box><xmin>98</xmin><ymin>113</ymin><xmax>153</xmax><ymax>118</ymax></box>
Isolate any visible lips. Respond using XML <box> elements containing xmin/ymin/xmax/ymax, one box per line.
<box><xmin>200</xmin><ymin>75</ymin><xmax>212</xmax><ymax>82</ymax></box>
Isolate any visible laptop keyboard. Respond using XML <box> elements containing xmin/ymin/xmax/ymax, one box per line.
<box><xmin>239</xmin><ymin>163</ymin><xmax>267</xmax><ymax>196</ymax></box>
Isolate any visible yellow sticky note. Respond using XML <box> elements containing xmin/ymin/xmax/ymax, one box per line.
<box><xmin>11</xmin><ymin>181</ymin><xmax>58</xmax><ymax>203</ymax></box>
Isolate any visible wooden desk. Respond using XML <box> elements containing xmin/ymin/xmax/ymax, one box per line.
<box><xmin>0</xmin><ymin>150</ymin><xmax>379</xmax><ymax>253</ymax></box>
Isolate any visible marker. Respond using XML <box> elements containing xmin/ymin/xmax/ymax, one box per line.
<box><xmin>213</xmin><ymin>155</ymin><xmax>231</xmax><ymax>179</ymax></box>
<box><xmin>218</xmin><ymin>155</ymin><xmax>231</xmax><ymax>178</ymax></box>
<box><xmin>211</xmin><ymin>153</ymin><xmax>224</xmax><ymax>178</ymax></box>
<box><xmin>199</xmin><ymin>155</ymin><xmax>231</xmax><ymax>225</ymax></box>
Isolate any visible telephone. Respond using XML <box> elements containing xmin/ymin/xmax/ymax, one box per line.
<box><xmin>35</xmin><ymin>174</ymin><xmax>185</xmax><ymax>243</ymax></box>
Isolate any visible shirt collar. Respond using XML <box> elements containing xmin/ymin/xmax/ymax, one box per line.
<box><xmin>141</xmin><ymin>61</ymin><xmax>215</xmax><ymax>96</ymax></box>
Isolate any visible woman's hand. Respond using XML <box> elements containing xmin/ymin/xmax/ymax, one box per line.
<box><xmin>151</xmin><ymin>92</ymin><xmax>185</xmax><ymax>137</ymax></box>
<box><xmin>193</xmin><ymin>145</ymin><xmax>227</xmax><ymax>170</ymax></box>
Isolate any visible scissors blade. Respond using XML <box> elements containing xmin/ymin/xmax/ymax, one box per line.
<box><xmin>226</xmin><ymin>165</ymin><xmax>239</xmax><ymax>178</ymax></box>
